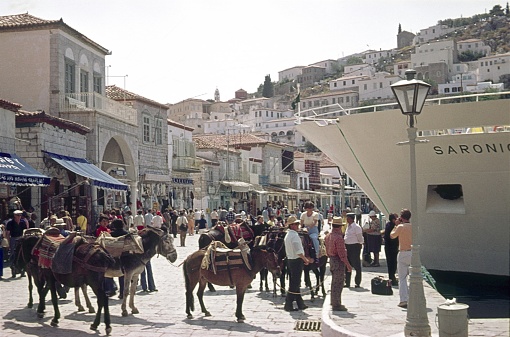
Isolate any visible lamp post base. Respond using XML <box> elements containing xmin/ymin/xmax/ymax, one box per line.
<box><xmin>404</xmin><ymin>245</ymin><xmax>431</xmax><ymax>337</ymax></box>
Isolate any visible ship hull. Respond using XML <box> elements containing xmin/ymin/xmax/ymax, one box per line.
<box><xmin>296</xmin><ymin>99</ymin><xmax>510</xmax><ymax>277</ymax></box>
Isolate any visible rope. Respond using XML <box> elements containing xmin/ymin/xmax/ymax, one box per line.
<box><xmin>335</xmin><ymin>123</ymin><xmax>390</xmax><ymax>215</ymax></box>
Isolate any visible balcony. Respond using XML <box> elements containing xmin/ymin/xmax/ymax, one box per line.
<box><xmin>259</xmin><ymin>174</ymin><xmax>291</xmax><ymax>186</ymax></box>
<box><xmin>59</xmin><ymin>92</ymin><xmax>138</xmax><ymax>126</ymax></box>
<box><xmin>172</xmin><ymin>157</ymin><xmax>202</xmax><ymax>173</ymax></box>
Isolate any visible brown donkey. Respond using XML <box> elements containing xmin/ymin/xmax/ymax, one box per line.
<box><xmin>183</xmin><ymin>245</ymin><xmax>281</xmax><ymax>322</ymax></box>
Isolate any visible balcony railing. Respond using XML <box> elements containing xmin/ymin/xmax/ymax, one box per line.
<box><xmin>259</xmin><ymin>174</ymin><xmax>291</xmax><ymax>186</ymax></box>
<box><xmin>59</xmin><ymin>92</ymin><xmax>138</xmax><ymax>126</ymax></box>
<box><xmin>172</xmin><ymin>157</ymin><xmax>202</xmax><ymax>173</ymax></box>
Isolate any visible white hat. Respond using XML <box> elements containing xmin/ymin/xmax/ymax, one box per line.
<box><xmin>229</xmin><ymin>207</ymin><xmax>233</xmax><ymax>212</ymax></box>
<box><xmin>369</xmin><ymin>211</ymin><xmax>376</xmax><ymax>217</ymax></box>
<box><xmin>13</xmin><ymin>210</ymin><xmax>23</xmax><ymax>215</ymax></box>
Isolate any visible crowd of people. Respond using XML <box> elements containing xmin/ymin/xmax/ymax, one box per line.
<box><xmin>1</xmin><ymin>202</ymin><xmax>411</xmax><ymax>311</ymax></box>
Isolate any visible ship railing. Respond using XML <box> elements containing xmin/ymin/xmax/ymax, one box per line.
<box><xmin>295</xmin><ymin>90</ymin><xmax>510</xmax><ymax>122</ymax></box>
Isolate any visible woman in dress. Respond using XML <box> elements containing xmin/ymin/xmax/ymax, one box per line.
<box><xmin>300</xmin><ymin>201</ymin><xmax>320</xmax><ymax>259</ymax></box>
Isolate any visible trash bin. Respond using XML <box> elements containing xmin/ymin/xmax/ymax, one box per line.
<box><xmin>437</xmin><ymin>303</ymin><xmax>469</xmax><ymax>337</ymax></box>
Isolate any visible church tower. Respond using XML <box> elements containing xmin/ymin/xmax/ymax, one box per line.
<box><xmin>214</xmin><ymin>88</ymin><xmax>220</xmax><ymax>102</ymax></box>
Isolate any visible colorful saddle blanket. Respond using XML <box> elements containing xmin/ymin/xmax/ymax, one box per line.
<box><xmin>33</xmin><ymin>229</ymin><xmax>67</xmax><ymax>269</ymax></box>
<box><xmin>228</xmin><ymin>222</ymin><xmax>255</xmax><ymax>243</ymax></box>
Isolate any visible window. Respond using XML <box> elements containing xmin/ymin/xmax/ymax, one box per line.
<box><xmin>445</xmin><ymin>88</ymin><xmax>450</xmax><ymax>93</ymax></box>
<box><xmin>80</xmin><ymin>71</ymin><xmax>89</xmax><ymax>93</ymax></box>
<box><xmin>332</xmin><ymin>98</ymin><xmax>336</xmax><ymax>104</ymax></box>
<box><xmin>339</xmin><ymin>97</ymin><xmax>344</xmax><ymax>103</ymax></box>
<box><xmin>379</xmin><ymin>82</ymin><xmax>383</xmax><ymax>88</ymax></box>
<box><xmin>346</xmin><ymin>96</ymin><xmax>350</xmax><ymax>103</ymax></box>
<box><xmin>271</xmin><ymin>111</ymin><xmax>273</xmax><ymax>117</ymax></box>
<box><xmin>93</xmin><ymin>73</ymin><xmax>102</xmax><ymax>94</ymax></box>
<box><xmin>334</xmin><ymin>82</ymin><xmax>337</xmax><ymax>87</ymax></box>
<box><xmin>352</xmin><ymin>80</ymin><xmax>355</xmax><ymax>84</ymax></box>
<box><xmin>143</xmin><ymin>116</ymin><xmax>150</xmax><ymax>142</ymax></box>
<box><xmin>155</xmin><ymin>118</ymin><xmax>163</xmax><ymax>145</ymax></box>
<box><xmin>65</xmin><ymin>60</ymin><xmax>75</xmax><ymax>93</ymax></box>
<box><xmin>364</xmin><ymin>84</ymin><xmax>367</xmax><ymax>90</ymax></box>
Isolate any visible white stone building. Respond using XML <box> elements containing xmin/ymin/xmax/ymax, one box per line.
<box><xmin>414</xmin><ymin>24</ymin><xmax>455</xmax><ymax>44</ymax></box>
<box><xmin>470</xmin><ymin>52</ymin><xmax>510</xmax><ymax>83</ymax></box>
<box><xmin>457</xmin><ymin>38</ymin><xmax>491</xmax><ymax>57</ymax></box>
<box><xmin>278</xmin><ymin>66</ymin><xmax>305</xmax><ymax>82</ymax></box>
<box><xmin>358</xmin><ymin>72</ymin><xmax>402</xmax><ymax>101</ymax></box>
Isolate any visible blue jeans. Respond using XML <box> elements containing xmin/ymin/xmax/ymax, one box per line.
<box><xmin>140</xmin><ymin>259</ymin><xmax>156</xmax><ymax>291</ymax></box>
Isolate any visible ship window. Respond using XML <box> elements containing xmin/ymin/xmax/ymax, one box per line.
<box><xmin>425</xmin><ymin>184</ymin><xmax>465</xmax><ymax>214</ymax></box>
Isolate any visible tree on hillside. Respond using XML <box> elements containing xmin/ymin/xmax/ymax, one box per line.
<box><xmin>489</xmin><ymin>5</ymin><xmax>505</xmax><ymax>16</ymax></box>
<box><xmin>304</xmin><ymin>141</ymin><xmax>320</xmax><ymax>153</ymax></box>
<box><xmin>262</xmin><ymin>75</ymin><xmax>274</xmax><ymax>98</ymax></box>
<box><xmin>346</xmin><ymin>56</ymin><xmax>363</xmax><ymax>65</ymax></box>
<box><xmin>398</xmin><ymin>23</ymin><xmax>402</xmax><ymax>34</ymax></box>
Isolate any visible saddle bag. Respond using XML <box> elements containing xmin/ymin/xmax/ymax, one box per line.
<box><xmin>371</xmin><ymin>276</ymin><xmax>393</xmax><ymax>295</ymax></box>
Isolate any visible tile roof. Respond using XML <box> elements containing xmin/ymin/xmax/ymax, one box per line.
<box><xmin>194</xmin><ymin>133</ymin><xmax>271</xmax><ymax>148</ymax></box>
<box><xmin>0</xmin><ymin>13</ymin><xmax>109</xmax><ymax>55</ymax></box>
<box><xmin>0</xmin><ymin>99</ymin><xmax>21</xmax><ymax>112</ymax></box>
<box><xmin>106</xmin><ymin>85</ymin><xmax>168</xmax><ymax>109</ymax></box>
<box><xmin>16</xmin><ymin>110</ymin><xmax>90</xmax><ymax>135</ymax></box>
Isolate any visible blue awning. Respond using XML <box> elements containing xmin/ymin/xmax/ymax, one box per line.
<box><xmin>44</xmin><ymin>151</ymin><xmax>128</xmax><ymax>191</ymax></box>
<box><xmin>0</xmin><ymin>152</ymin><xmax>50</xmax><ymax>186</ymax></box>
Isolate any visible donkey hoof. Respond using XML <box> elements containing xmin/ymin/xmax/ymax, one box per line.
<box><xmin>89</xmin><ymin>308</ymin><xmax>95</xmax><ymax>314</ymax></box>
<box><xmin>132</xmin><ymin>308</ymin><xmax>139</xmax><ymax>314</ymax></box>
<box><xmin>27</xmin><ymin>303</ymin><xmax>33</xmax><ymax>309</ymax></box>
<box><xmin>105</xmin><ymin>326</ymin><xmax>112</xmax><ymax>335</ymax></box>
<box><xmin>121</xmin><ymin>310</ymin><xmax>129</xmax><ymax>317</ymax></box>
<box><xmin>204</xmin><ymin>311</ymin><xmax>212</xmax><ymax>317</ymax></box>
<box><xmin>77</xmin><ymin>306</ymin><xmax>85</xmax><ymax>312</ymax></box>
<box><xmin>50</xmin><ymin>320</ymin><xmax>59</xmax><ymax>327</ymax></box>
<box><xmin>237</xmin><ymin>315</ymin><xmax>246</xmax><ymax>323</ymax></box>
<box><xmin>186</xmin><ymin>314</ymin><xmax>193</xmax><ymax>319</ymax></box>
<box><xmin>90</xmin><ymin>324</ymin><xmax>98</xmax><ymax>331</ymax></box>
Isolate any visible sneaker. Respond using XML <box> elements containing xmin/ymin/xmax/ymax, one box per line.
<box><xmin>398</xmin><ymin>301</ymin><xmax>408</xmax><ymax>308</ymax></box>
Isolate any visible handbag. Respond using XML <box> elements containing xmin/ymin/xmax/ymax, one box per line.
<box><xmin>371</xmin><ymin>276</ymin><xmax>393</xmax><ymax>295</ymax></box>
<box><xmin>1</xmin><ymin>237</ymin><xmax>8</xmax><ymax>248</ymax></box>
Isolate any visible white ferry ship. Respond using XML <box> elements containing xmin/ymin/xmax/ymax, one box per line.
<box><xmin>295</xmin><ymin>92</ymin><xmax>510</xmax><ymax>281</ymax></box>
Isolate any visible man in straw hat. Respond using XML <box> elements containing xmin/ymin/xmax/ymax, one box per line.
<box><xmin>283</xmin><ymin>215</ymin><xmax>314</xmax><ymax>311</ymax></box>
<box><xmin>325</xmin><ymin>216</ymin><xmax>352</xmax><ymax>311</ymax></box>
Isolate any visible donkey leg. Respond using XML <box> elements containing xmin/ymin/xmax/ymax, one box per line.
<box><xmin>207</xmin><ymin>282</ymin><xmax>216</xmax><ymax>292</ymax></box>
<box><xmin>197</xmin><ymin>279</ymin><xmax>211</xmax><ymax>316</ymax></box>
<box><xmin>75</xmin><ymin>287</ymin><xmax>85</xmax><ymax>311</ymax></box>
<box><xmin>36</xmin><ymin>280</ymin><xmax>48</xmax><ymax>317</ymax></box>
<box><xmin>129</xmin><ymin>274</ymin><xmax>140</xmax><ymax>314</ymax></box>
<box><xmin>90</xmin><ymin>289</ymin><xmax>104</xmax><ymax>331</ymax></box>
<box><xmin>49</xmin><ymin>280</ymin><xmax>61</xmax><ymax>327</ymax></box>
<box><xmin>103</xmin><ymin>294</ymin><xmax>112</xmax><ymax>335</ymax></box>
<box><xmin>235</xmin><ymin>286</ymin><xmax>247</xmax><ymax>322</ymax></box>
<box><xmin>81</xmin><ymin>284</ymin><xmax>95</xmax><ymax>313</ymax></box>
<box><xmin>27</xmin><ymin>275</ymin><xmax>34</xmax><ymax>308</ymax></box>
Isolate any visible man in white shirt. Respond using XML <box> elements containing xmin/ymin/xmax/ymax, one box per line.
<box><xmin>283</xmin><ymin>216</ymin><xmax>314</xmax><ymax>311</ymax></box>
<box><xmin>151</xmin><ymin>211</ymin><xmax>164</xmax><ymax>229</ymax></box>
<box><xmin>144</xmin><ymin>209</ymin><xmax>153</xmax><ymax>227</ymax></box>
<box><xmin>210</xmin><ymin>209</ymin><xmax>218</xmax><ymax>228</ymax></box>
<box><xmin>343</xmin><ymin>213</ymin><xmax>364</xmax><ymax>288</ymax></box>
<box><xmin>133</xmin><ymin>210</ymin><xmax>144</xmax><ymax>230</ymax></box>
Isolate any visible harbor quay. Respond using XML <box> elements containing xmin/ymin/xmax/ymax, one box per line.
<box><xmin>1</xmin><ymin>231</ymin><xmax>508</xmax><ymax>337</ymax></box>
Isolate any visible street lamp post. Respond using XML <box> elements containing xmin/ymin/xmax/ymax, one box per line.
<box><xmin>391</xmin><ymin>69</ymin><xmax>431</xmax><ymax>337</ymax></box>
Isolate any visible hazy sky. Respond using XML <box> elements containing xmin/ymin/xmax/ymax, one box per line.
<box><xmin>1</xmin><ymin>0</ymin><xmax>500</xmax><ymax>104</ymax></box>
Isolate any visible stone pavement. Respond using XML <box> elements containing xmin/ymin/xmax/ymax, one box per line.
<box><xmin>2</xmin><ymin>229</ymin><xmax>509</xmax><ymax>337</ymax></box>
<box><xmin>0</xmin><ymin>233</ymin><xmax>324</xmax><ymax>337</ymax></box>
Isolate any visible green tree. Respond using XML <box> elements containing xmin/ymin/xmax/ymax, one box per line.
<box><xmin>489</xmin><ymin>5</ymin><xmax>505</xmax><ymax>16</ymax></box>
<box><xmin>262</xmin><ymin>74</ymin><xmax>274</xmax><ymax>98</ymax></box>
<box><xmin>346</xmin><ymin>56</ymin><xmax>363</xmax><ymax>65</ymax></box>
<box><xmin>398</xmin><ymin>23</ymin><xmax>402</xmax><ymax>34</ymax></box>
<box><xmin>458</xmin><ymin>50</ymin><xmax>485</xmax><ymax>62</ymax></box>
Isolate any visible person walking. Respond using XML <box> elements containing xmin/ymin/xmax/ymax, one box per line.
<box><xmin>144</xmin><ymin>209</ymin><xmax>153</xmax><ymax>227</ymax></box>
<box><xmin>344</xmin><ymin>213</ymin><xmax>364</xmax><ymax>288</ymax></box>
<box><xmin>176</xmin><ymin>211</ymin><xmax>188</xmax><ymax>247</ymax></box>
<box><xmin>133</xmin><ymin>210</ymin><xmax>144</xmax><ymax>230</ymax></box>
<box><xmin>283</xmin><ymin>216</ymin><xmax>314</xmax><ymax>312</ymax></box>
<box><xmin>391</xmin><ymin>209</ymin><xmax>412</xmax><ymax>308</ymax></box>
<box><xmin>76</xmin><ymin>209</ymin><xmax>88</xmax><ymax>233</ymax></box>
<box><xmin>384</xmin><ymin>213</ymin><xmax>400</xmax><ymax>285</ymax></box>
<box><xmin>325</xmin><ymin>216</ymin><xmax>352</xmax><ymax>311</ymax></box>
<box><xmin>210</xmin><ymin>208</ymin><xmax>218</xmax><ymax>228</ymax></box>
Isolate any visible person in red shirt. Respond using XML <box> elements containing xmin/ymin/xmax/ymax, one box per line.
<box><xmin>325</xmin><ymin>216</ymin><xmax>352</xmax><ymax>311</ymax></box>
<box><xmin>95</xmin><ymin>215</ymin><xmax>111</xmax><ymax>237</ymax></box>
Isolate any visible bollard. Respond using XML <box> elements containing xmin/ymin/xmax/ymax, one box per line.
<box><xmin>437</xmin><ymin>303</ymin><xmax>469</xmax><ymax>337</ymax></box>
